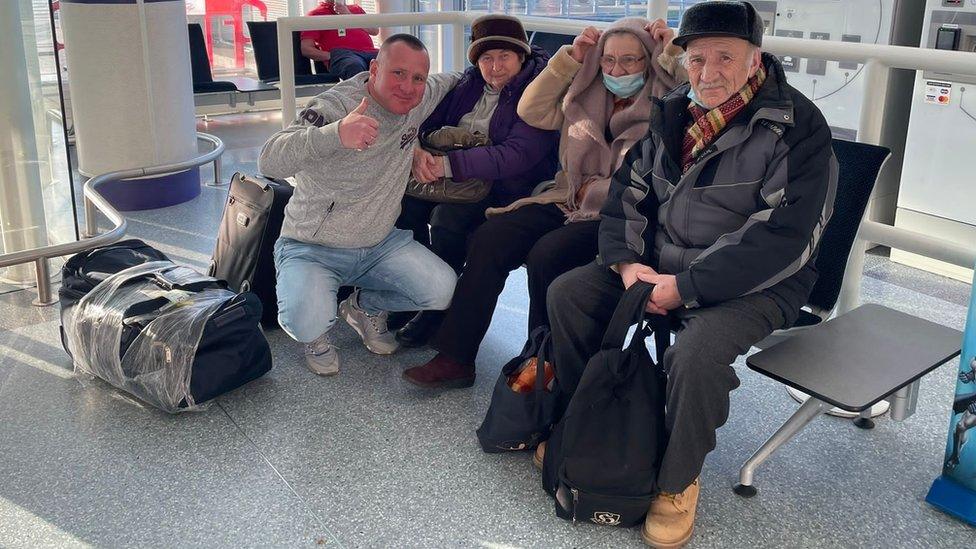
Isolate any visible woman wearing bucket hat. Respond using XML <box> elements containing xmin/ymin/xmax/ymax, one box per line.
<box><xmin>394</xmin><ymin>14</ymin><xmax>560</xmax><ymax>343</ymax></box>
<box><xmin>403</xmin><ymin>16</ymin><xmax>685</xmax><ymax>389</ymax></box>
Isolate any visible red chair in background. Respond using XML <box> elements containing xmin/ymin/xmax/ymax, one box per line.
<box><xmin>52</xmin><ymin>1</ymin><xmax>65</xmax><ymax>51</ymax></box>
<box><xmin>203</xmin><ymin>0</ymin><xmax>267</xmax><ymax>69</ymax></box>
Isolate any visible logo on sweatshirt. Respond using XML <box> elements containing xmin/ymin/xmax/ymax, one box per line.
<box><xmin>399</xmin><ymin>127</ymin><xmax>418</xmax><ymax>150</ymax></box>
<box><xmin>299</xmin><ymin>108</ymin><xmax>326</xmax><ymax>128</ymax></box>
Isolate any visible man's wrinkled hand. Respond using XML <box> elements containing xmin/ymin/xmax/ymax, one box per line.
<box><xmin>337</xmin><ymin>97</ymin><xmax>379</xmax><ymax>150</ymax></box>
<box><xmin>637</xmin><ymin>271</ymin><xmax>682</xmax><ymax>314</ymax></box>
<box><xmin>618</xmin><ymin>262</ymin><xmax>658</xmax><ymax>290</ymax></box>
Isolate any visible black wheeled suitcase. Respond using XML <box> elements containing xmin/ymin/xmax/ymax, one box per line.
<box><xmin>210</xmin><ymin>172</ymin><xmax>293</xmax><ymax>328</ymax></box>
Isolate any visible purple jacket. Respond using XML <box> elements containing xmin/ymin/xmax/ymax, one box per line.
<box><xmin>420</xmin><ymin>46</ymin><xmax>559</xmax><ymax>203</ymax></box>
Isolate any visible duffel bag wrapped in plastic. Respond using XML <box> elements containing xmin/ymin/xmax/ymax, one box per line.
<box><xmin>61</xmin><ymin>260</ymin><xmax>272</xmax><ymax>412</ymax></box>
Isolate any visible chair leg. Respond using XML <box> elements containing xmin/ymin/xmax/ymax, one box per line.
<box><xmin>786</xmin><ymin>386</ymin><xmax>889</xmax><ymax>420</ymax></box>
<box><xmin>853</xmin><ymin>408</ymin><xmax>876</xmax><ymax>430</ymax></box>
<box><xmin>733</xmin><ymin>396</ymin><xmax>832</xmax><ymax>497</ymax></box>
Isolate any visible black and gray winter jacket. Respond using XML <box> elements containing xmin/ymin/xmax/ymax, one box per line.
<box><xmin>598</xmin><ymin>54</ymin><xmax>838</xmax><ymax>325</ymax></box>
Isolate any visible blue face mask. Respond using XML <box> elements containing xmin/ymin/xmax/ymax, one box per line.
<box><xmin>602</xmin><ymin>72</ymin><xmax>645</xmax><ymax>98</ymax></box>
<box><xmin>687</xmin><ymin>87</ymin><xmax>707</xmax><ymax>108</ymax></box>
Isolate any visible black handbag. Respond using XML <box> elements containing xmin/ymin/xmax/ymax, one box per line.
<box><xmin>405</xmin><ymin>127</ymin><xmax>493</xmax><ymax>204</ymax></box>
<box><xmin>542</xmin><ymin>282</ymin><xmax>671</xmax><ymax>528</ymax></box>
<box><xmin>476</xmin><ymin>326</ymin><xmax>559</xmax><ymax>452</ymax></box>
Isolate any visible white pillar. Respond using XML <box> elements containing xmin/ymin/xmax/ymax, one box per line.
<box><xmin>61</xmin><ymin>0</ymin><xmax>200</xmax><ymax>211</ymax></box>
<box><xmin>647</xmin><ymin>0</ymin><xmax>668</xmax><ymax>21</ymax></box>
<box><xmin>0</xmin><ymin>0</ymin><xmax>50</xmax><ymax>283</ymax></box>
<box><xmin>374</xmin><ymin>0</ymin><xmax>411</xmax><ymax>42</ymax></box>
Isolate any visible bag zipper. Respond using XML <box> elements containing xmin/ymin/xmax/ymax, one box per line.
<box><xmin>228</xmin><ymin>193</ymin><xmax>262</xmax><ymax>212</ymax></box>
<box><xmin>312</xmin><ymin>202</ymin><xmax>336</xmax><ymax>239</ymax></box>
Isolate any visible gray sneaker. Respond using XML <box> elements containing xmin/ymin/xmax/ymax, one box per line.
<box><xmin>338</xmin><ymin>290</ymin><xmax>399</xmax><ymax>355</ymax></box>
<box><xmin>304</xmin><ymin>333</ymin><xmax>340</xmax><ymax>376</ymax></box>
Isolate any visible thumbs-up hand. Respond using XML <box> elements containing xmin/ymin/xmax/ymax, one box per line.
<box><xmin>338</xmin><ymin>97</ymin><xmax>379</xmax><ymax>150</ymax></box>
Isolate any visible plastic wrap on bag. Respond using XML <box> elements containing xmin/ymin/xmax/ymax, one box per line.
<box><xmin>63</xmin><ymin>261</ymin><xmax>236</xmax><ymax>412</ymax></box>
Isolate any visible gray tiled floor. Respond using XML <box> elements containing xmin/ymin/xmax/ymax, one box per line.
<box><xmin>1</xmin><ymin>112</ymin><xmax>974</xmax><ymax>547</ymax></box>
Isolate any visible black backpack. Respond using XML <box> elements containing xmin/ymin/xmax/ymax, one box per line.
<box><xmin>542</xmin><ymin>282</ymin><xmax>671</xmax><ymax>528</ymax></box>
<box><xmin>476</xmin><ymin>325</ymin><xmax>559</xmax><ymax>452</ymax></box>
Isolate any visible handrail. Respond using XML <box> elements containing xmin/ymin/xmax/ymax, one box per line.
<box><xmin>274</xmin><ymin>12</ymin><xmax>976</xmax><ymax>124</ymax></box>
<box><xmin>83</xmin><ymin>133</ymin><xmax>223</xmax><ymax>237</ymax></box>
<box><xmin>0</xmin><ymin>132</ymin><xmax>224</xmax><ymax>306</ymax></box>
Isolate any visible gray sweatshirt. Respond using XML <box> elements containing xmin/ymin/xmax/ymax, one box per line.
<box><xmin>258</xmin><ymin>72</ymin><xmax>459</xmax><ymax>249</ymax></box>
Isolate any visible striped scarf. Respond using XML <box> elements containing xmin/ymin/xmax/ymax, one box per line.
<box><xmin>681</xmin><ymin>65</ymin><xmax>767</xmax><ymax>173</ymax></box>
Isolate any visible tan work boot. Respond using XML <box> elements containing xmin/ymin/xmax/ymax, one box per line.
<box><xmin>641</xmin><ymin>478</ymin><xmax>700</xmax><ymax>549</ymax></box>
<box><xmin>532</xmin><ymin>441</ymin><xmax>546</xmax><ymax>470</ymax></box>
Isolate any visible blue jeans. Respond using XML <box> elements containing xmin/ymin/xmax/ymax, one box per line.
<box><xmin>274</xmin><ymin>230</ymin><xmax>456</xmax><ymax>343</ymax></box>
<box><xmin>329</xmin><ymin>48</ymin><xmax>377</xmax><ymax>80</ymax></box>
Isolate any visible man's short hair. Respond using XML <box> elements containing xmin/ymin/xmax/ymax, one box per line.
<box><xmin>381</xmin><ymin>34</ymin><xmax>428</xmax><ymax>53</ymax></box>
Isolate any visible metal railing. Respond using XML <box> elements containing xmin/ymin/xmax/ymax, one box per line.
<box><xmin>274</xmin><ymin>11</ymin><xmax>976</xmax><ymax>308</ymax></box>
<box><xmin>83</xmin><ymin>133</ymin><xmax>224</xmax><ymax>238</ymax></box>
<box><xmin>0</xmin><ymin>132</ymin><xmax>224</xmax><ymax>306</ymax></box>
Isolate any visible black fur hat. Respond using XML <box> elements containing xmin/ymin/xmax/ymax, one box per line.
<box><xmin>468</xmin><ymin>14</ymin><xmax>531</xmax><ymax>64</ymax></box>
<box><xmin>672</xmin><ymin>1</ymin><xmax>765</xmax><ymax>50</ymax></box>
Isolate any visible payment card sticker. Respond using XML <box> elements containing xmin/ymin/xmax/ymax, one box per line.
<box><xmin>925</xmin><ymin>81</ymin><xmax>952</xmax><ymax>105</ymax></box>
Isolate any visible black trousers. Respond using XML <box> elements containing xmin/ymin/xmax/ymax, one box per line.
<box><xmin>430</xmin><ymin>203</ymin><xmax>599</xmax><ymax>366</ymax></box>
<box><xmin>547</xmin><ymin>261</ymin><xmax>787</xmax><ymax>493</ymax></box>
<box><xmin>396</xmin><ymin>195</ymin><xmax>495</xmax><ymax>274</ymax></box>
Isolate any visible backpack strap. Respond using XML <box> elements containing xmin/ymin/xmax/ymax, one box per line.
<box><xmin>600</xmin><ymin>281</ymin><xmax>672</xmax><ymax>363</ymax></box>
<box><xmin>600</xmin><ymin>281</ymin><xmax>656</xmax><ymax>350</ymax></box>
<box><xmin>535</xmin><ymin>330</ymin><xmax>553</xmax><ymax>392</ymax></box>
<box><xmin>646</xmin><ymin>314</ymin><xmax>672</xmax><ymax>365</ymax></box>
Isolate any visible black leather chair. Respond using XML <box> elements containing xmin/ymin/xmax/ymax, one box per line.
<box><xmin>528</xmin><ymin>31</ymin><xmax>575</xmax><ymax>56</ymax></box>
<box><xmin>188</xmin><ymin>23</ymin><xmax>239</xmax><ymax>94</ymax></box>
<box><xmin>246</xmin><ymin>21</ymin><xmax>340</xmax><ymax>86</ymax></box>
<box><xmin>788</xmin><ymin>138</ymin><xmax>893</xmax><ymax>328</ymax></box>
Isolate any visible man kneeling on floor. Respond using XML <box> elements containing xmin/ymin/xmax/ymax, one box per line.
<box><xmin>543</xmin><ymin>2</ymin><xmax>837</xmax><ymax>547</ymax></box>
<box><xmin>258</xmin><ymin>34</ymin><xmax>460</xmax><ymax>376</ymax></box>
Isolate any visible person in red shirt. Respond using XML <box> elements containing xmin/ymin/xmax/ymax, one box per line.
<box><xmin>300</xmin><ymin>0</ymin><xmax>380</xmax><ymax>79</ymax></box>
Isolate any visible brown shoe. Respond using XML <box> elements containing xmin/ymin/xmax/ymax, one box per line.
<box><xmin>403</xmin><ymin>353</ymin><xmax>475</xmax><ymax>389</ymax></box>
<box><xmin>641</xmin><ymin>478</ymin><xmax>700</xmax><ymax>549</ymax></box>
<box><xmin>532</xmin><ymin>441</ymin><xmax>546</xmax><ymax>470</ymax></box>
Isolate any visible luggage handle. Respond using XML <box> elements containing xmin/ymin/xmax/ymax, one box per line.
<box><xmin>150</xmin><ymin>267</ymin><xmax>227</xmax><ymax>292</ymax></box>
<box><xmin>600</xmin><ymin>281</ymin><xmax>671</xmax><ymax>364</ymax></box>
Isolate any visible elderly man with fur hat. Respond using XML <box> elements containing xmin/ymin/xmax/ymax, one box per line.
<box><xmin>544</xmin><ymin>2</ymin><xmax>838</xmax><ymax>546</ymax></box>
